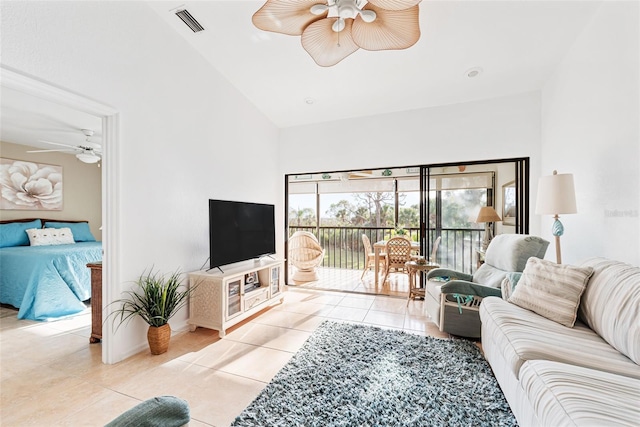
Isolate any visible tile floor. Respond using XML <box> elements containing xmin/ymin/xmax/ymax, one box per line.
<box><xmin>288</xmin><ymin>266</ymin><xmax>414</xmax><ymax>297</ymax></box>
<box><xmin>1</xmin><ymin>285</ymin><xmax>457</xmax><ymax>427</ymax></box>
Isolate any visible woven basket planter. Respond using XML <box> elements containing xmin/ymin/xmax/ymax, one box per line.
<box><xmin>147</xmin><ymin>324</ymin><xmax>171</xmax><ymax>355</ymax></box>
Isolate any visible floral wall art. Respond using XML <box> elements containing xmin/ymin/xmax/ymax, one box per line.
<box><xmin>0</xmin><ymin>158</ymin><xmax>63</xmax><ymax>210</ymax></box>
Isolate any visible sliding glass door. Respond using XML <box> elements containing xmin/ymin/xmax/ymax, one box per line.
<box><xmin>420</xmin><ymin>158</ymin><xmax>529</xmax><ymax>274</ymax></box>
<box><xmin>285</xmin><ymin>157</ymin><xmax>530</xmax><ymax>282</ymax></box>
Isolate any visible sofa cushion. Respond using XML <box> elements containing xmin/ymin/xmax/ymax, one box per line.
<box><xmin>500</xmin><ymin>272</ymin><xmax>523</xmax><ymax>300</ymax></box>
<box><xmin>472</xmin><ymin>263</ymin><xmax>508</xmax><ymax>288</ymax></box>
<box><xmin>508</xmin><ymin>258</ymin><xmax>593</xmax><ymax>327</ymax></box>
<box><xmin>519</xmin><ymin>360</ymin><xmax>640</xmax><ymax>427</ymax></box>
<box><xmin>471</xmin><ymin>234</ymin><xmax>549</xmax><ymax>288</ymax></box>
<box><xmin>578</xmin><ymin>258</ymin><xmax>640</xmax><ymax>365</ymax></box>
<box><xmin>483</xmin><ymin>234</ymin><xmax>549</xmax><ymax>272</ymax></box>
<box><xmin>479</xmin><ymin>297</ymin><xmax>640</xmax><ymax>380</ymax></box>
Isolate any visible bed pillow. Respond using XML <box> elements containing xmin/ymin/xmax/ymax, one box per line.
<box><xmin>508</xmin><ymin>257</ymin><xmax>594</xmax><ymax>327</ymax></box>
<box><xmin>0</xmin><ymin>219</ymin><xmax>42</xmax><ymax>248</ymax></box>
<box><xmin>26</xmin><ymin>227</ymin><xmax>75</xmax><ymax>246</ymax></box>
<box><xmin>44</xmin><ymin>221</ymin><xmax>96</xmax><ymax>242</ymax></box>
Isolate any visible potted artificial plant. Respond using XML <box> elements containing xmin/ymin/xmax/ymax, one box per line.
<box><xmin>109</xmin><ymin>269</ymin><xmax>195</xmax><ymax>355</ymax></box>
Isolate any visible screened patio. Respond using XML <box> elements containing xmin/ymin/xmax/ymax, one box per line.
<box><xmin>285</xmin><ymin>159</ymin><xmax>529</xmax><ymax>293</ymax></box>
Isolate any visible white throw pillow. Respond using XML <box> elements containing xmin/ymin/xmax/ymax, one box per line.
<box><xmin>508</xmin><ymin>257</ymin><xmax>594</xmax><ymax>327</ymax></box>
<box><xmin>26</xmin><ymin>227</ymin><xmax>75</xmax><ymax>246</ymax></box>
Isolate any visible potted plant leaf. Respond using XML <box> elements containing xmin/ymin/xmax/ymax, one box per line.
<box><xmin>109</xmin><ymin>268</ymin><xmax>195</xmax><ymax>355</ymax></box>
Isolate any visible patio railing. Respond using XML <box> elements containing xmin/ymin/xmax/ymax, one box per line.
<box><xmin>289</xmin><ymin>226</ymin><xmax>484</xmax><ymax>275</ymax></box>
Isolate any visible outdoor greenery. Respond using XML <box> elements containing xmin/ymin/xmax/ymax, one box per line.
<box><xmin>290</xmin><ymin>189</ymin><xmax>486</xmax><ymax>230</ymax></box>
<box><xmin>289</xmin><ymin>188</ymin><xmax>489</xmax><ymax>272</ymax></box>
<box><xmin>289</xmin><ymin>206</ymin><xmax>315</xmax><ymax>226</ymax></box>
<box><xmin>440</xmin><ymin>189</ymin><xmax>487</xmax><ymax>229</ymax></box>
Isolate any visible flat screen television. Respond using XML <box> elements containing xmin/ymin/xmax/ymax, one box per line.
<box><xmin>209</xmin><ymin>199</ymin><xmax>276</xmax><ymax>269</ymax></box>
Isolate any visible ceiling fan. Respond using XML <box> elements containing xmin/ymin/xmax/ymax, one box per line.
<box><xmin>27</xmin><ymin>129</ymin><xmax>102</xmax><ymax>164</ymax></box>
<box><xmin>252</xmin><ymin>0</ymin><xmax>422</xmax><ymax>67</ymax></box>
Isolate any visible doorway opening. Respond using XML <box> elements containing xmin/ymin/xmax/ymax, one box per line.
<box><xmin>1</xmin><ymin>66</ymin><xmax>120</xmax><ymax>364</ymax></box>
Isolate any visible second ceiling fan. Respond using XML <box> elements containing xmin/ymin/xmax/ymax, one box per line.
<box><xmin>28</xmin><ymin>129</ymin><xmax>102</xmax><ymax>164</ymax></box>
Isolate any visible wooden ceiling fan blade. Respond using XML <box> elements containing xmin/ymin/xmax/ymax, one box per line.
<box><xmin>253</xmin><ymin>0</ymin><xmax>327</xmax><ymax>36</ymax></box>
<box><xmin>352</xmin><ymin>5</ymin><xmax>421</xmax><ymax>51</ymax></box>
<box><xmin>301</xmin><ymin>19</ymin><xmax>359</xmax><ymax>67</ymax></box>
<box><xmin>366</xmin><ymin>0</ymin><xmax>421</xmax><ymax>12</ymax></box>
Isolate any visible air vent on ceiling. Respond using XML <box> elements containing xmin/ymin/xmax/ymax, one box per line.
<box><xmin>175</xmin><ymin>9</ymin><xmax>204</xmax><ymax>33</ymax></box>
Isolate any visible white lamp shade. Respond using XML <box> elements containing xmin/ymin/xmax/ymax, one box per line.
<box><xmin>536</xmin><ymin>172</ymin><xmax>577</xmax><ymax>215</ymax></box>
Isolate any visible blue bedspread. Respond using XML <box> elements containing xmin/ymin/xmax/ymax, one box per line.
<box><xmin>0</xmin><ymin>242</ymin><xmax>102</xmax><ymax>320</ymax></box>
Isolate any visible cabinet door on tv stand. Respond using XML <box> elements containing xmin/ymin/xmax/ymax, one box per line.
<box><xmin>270</xmin><ymin>265</ymin><xmax>282</xmax><ymax>296</ymax></box>
<box><xmin>226</xmin><ymin>277</ymin><xmax>243</xmax><ymax>320</ymax></box>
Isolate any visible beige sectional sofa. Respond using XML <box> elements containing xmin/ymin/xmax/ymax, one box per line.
<box><xmin>479</xmin><ymin>257</ymin><xmax>640</xmax><ymax>426</ymax></box>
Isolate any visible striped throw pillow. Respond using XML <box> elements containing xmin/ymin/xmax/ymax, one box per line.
<box><xmin>508</xmin><ymin>257</ymin><xmax>594</xmax><ymax>327</ymax></box>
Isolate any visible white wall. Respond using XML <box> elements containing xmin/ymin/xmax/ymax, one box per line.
<box><xmin>541</xmin><ymin>1</ymin><xmax>639</xmax><ymax>266</ymax></box>
<box><xmin>279</xmin><ymin>92</ymin><xmax>543</xmax><ymax>236</ymax></box>
<box><xmin>1</xmin><ymin>1</ymin><xmax>280</xmax><ymax>362</ymax></box>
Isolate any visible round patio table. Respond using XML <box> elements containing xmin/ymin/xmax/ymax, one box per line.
<box><xmin>405</xmin><ymin>260</ymin><xmax>439</xmax><ymax>303</ymax></box>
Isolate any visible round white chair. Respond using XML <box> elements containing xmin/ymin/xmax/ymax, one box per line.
<box><xmin>288</xmin><ymin>231</ymin><xmax>324</xmax><ymax>282</ymax></box>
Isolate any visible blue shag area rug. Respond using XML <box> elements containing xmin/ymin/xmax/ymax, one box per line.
<box><xmin>232</xmin><ymin>321</ymin><xmax>517</xmax><ymax>426</ymax></box>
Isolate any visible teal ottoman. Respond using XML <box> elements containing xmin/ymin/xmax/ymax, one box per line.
<box><xmin>105</xmin><ymin>396</ymin><xmax>190</xmax><ymax>427</ymax></box>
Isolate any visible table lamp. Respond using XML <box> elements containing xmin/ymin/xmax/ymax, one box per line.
<box><xmin>476</xmin><ymin>206</ymin><xmax>502</xmax><ymax>251</ymax></box>
<box><xmin>535</xmin><ymin>170</ymin><xmax>577</xmax><ymax>264</ymax></box>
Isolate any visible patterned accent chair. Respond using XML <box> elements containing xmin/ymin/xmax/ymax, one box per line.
<box><xmin>382</xmin><ymin>237</ymin><xmax>413</xmax><ymax>284</ymax></box>
<box><xmin>288</xmin><ymin>231</ymin><xmax>324</xmax><ymax>282</ymax></box>
<box><xmin>425</xmin><ymin>234</ymin><xmax>549</xmax><ymax>338</ymax></box>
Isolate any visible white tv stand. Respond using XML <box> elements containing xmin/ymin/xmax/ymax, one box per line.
<box><xmin>187</xmin><ymin>258</ymin><xmax>284</xmax><ymax>337</ymax></box>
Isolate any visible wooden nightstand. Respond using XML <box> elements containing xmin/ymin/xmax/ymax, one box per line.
<box><xmin>86</xmin><ymin>262</ymin><xmax>102</xmax><ymax>343</ymax></box>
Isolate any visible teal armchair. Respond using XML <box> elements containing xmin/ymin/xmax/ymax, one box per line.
<box><xmin>425</xmin><ymin>234</ymin><xmax>549</xmax><ymax>338</ymax></box>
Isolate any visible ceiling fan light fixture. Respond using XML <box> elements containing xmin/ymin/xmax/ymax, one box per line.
<box><xmin>332</xmin><ymin>18</ymin><xmax>346</xmax><ymax>32</ymax></box>
<box><xmin>338</xmin><ymin>3</ymin><xmax>356</xmax><ymax>19</ymax></box>
<box><xmin>359</xmin><ymin>9</ymin><xmax>377</xmax><ymax>23</ymax></box>
<box><xmin>76</xmin><ymin>152</ymin><xmax>100</xmax><ymax>164</ymax></box>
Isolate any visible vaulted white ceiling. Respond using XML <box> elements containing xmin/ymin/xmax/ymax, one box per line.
<box><xmin>0</xmin><ymin>0</ymin><xmax>602</xmax><ymax>153</ymax></box>
<box><xmin>148</xmin><ymin>1</ymin><xmax>601</xmax><ymax>128</ymax></box>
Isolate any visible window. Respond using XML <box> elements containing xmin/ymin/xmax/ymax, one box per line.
<box><xmin>288</xmin><ymin>193</ymin><xmax>316</xmax><ymax>227</ymax></box>
<box><xmin>441</xmin><ymin>189</ymin><xmax>487</xmax><ymax>229</ymax></box>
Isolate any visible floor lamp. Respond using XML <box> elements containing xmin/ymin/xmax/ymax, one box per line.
<box><xmin>535</xmin><ymin>170</ymin><xmax>577</xmax><ymax>264</ymax></box>
<box><xmin>476</xmin><ymin>206</ymin><xmax>502</xmax><ymax>252</ymax></box>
